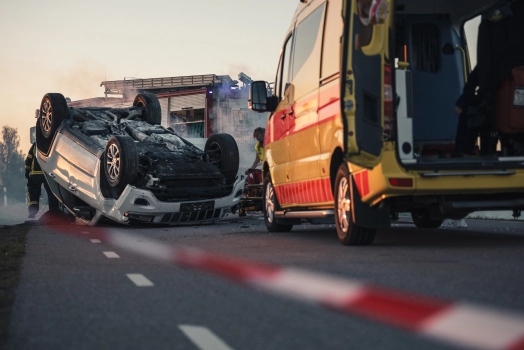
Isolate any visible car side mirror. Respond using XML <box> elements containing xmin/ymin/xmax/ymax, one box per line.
<box><xmin>249</xmin><ymin>81</ymin><xmax>270</xmax><ymax>112</ymax></box>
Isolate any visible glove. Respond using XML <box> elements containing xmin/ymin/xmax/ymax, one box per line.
<box><xmin>25</xmin><ymin>170</ymin><xmax>29</xmax><ymax>179</ymax></box>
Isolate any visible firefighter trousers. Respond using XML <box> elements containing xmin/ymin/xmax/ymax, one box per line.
<box><xmin>27</xmin><ymin>174</ymin><xmax>59</xmax><ymax>214</ymax></box>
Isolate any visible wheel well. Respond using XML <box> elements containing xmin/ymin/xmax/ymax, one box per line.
<box><xmin>262</xmin><ymin>161</ymin><xmax>270</xmax><ymax>180</ymax></box>
<box><xmin>330</xmin><ymin>148</ymin><xmax>344</xmax><ymax>195</ymax></box>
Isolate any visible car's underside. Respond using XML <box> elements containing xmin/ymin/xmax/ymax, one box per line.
<box><xmin>36</xmin><ymin>93</ymin><xmax>240</xmax><ymax>217</ymax></box>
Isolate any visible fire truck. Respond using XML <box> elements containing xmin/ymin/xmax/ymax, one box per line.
<box><xmin>67</xmin><ymin>73</ymin><xmax>266</xmax><ymax>152</ymax></box>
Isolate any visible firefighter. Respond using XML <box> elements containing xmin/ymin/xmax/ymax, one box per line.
<box><xmin>25</xmin><ymin>142</ymin><xmax>59</xmax><ymax>218</ymax></box>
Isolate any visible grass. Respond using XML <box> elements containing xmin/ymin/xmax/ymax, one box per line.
<box><xmin>0</xmin><ymin>224</ymin><xmax>30</xmax><ymax>348</ymax></box>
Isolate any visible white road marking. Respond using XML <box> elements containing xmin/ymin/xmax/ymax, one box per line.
<box><xmin>81</xmin><ymin>231</ymin><xmax>89</xmax><ymax>234</ymax></box>
<box><xmin>90</xmin><ymin>239</ymin><xmax>101</xmax><ymax>243</ymax></box>
<box><xmin>103</xmin><ymin>251</ymin><xmax>120</xmax><ymax>258</ymax></box>
<box><xmin>179</xmin><ymin>325</ymin><xmax>234</xmax><ymax>350</ymax></box>
<box><xmin>126</xmin><ymin>274</ymin><xmax>154</xmax><ymax>287</ymax></box>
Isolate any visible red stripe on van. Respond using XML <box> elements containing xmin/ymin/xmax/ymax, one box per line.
<box><xmin>362</xmin><ymin>171</ymin><xmax>370</xmax><ymax>197</ymax></box>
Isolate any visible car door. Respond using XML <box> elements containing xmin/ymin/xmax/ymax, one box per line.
<box><xmin>268</xmin><ymin>33</ymin><xmax>295</xmax><ymax>190</ymax></box>
<box><xmin>341</xmin><ymin>0</ymin><xmax>393</xmax><ymax>168</ymax></box>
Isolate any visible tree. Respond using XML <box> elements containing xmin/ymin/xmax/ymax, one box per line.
<box><xmin>0</xmin><ymin>126</ymin><xmax>26</xmax><ymax>203</ymax></box>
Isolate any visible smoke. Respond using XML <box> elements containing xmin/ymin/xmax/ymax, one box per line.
<box><xmin>54</xmin><ymin>60</ymin><xmax>107</xmax><ymax>101</ymax></box>
<box><xmin>226</xmin><ymin>64</ymin><xmax>274</xmax><ymax>84</ymax></box>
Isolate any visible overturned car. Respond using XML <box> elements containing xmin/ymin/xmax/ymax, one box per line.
<box><xmin>35</xmin><ymin>92</ymin><xmax>244</xmax><ymax>226</ymax></box>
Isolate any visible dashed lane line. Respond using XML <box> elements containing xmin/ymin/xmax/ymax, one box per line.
<box><xmin>126</xmin><ymin>274</ymin><xmax>154</xmax><ymax>287</ymax></box>
<box><xmin>44</xmin><ymin>224</ymin><xmax>524</xmax><ymax>350</ymax></box>
<box><xmin>103</xmin><ymin>251</ymin><xmax>120</xmax><ymax>259</ymax></box>
<box><xmin>179</xmin><ymin>325</ymin><xmax>234</xmax><ymax>350</ymax></box>
<box><xmin>90</xmin><ymin>239</ymin><xmax>101</xmax><ymax>243</ymax></box>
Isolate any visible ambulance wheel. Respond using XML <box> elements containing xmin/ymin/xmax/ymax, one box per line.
<box><xmin>39</xmin><ymin>93</ymin><xmax>69</xmax><ymax>140</ymax></box>
<box><xmin>411</xmin><ymin>209</ymin><xmax>444</xmax><ymax>229</ymax></box>
<box><xmin>263</xmin><ymin>173</ymin><xmax>292</xmax><ymax>233</ymax></box>
<box><xmin>334</xmin><ymin>164</ymin><xmax>376</xmax><ymax>245</ymax></box>
<box><xmin>133</xmin><ymin>93</ymin><xmax>162</xmax><ymax>125</ymax></box>
<box><xmin>204</xmin><ymin>133</ymin><xmax>239</xmax><ymax>185</ymax></box>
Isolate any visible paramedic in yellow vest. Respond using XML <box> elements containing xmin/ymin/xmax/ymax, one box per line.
<box><xmin>246</xmin><ymin>127</ymin><xmax>265</xmax><ymax>172</ymax></box>
<box><xmin>244</xmin><ymin>127</ymin><xmax>265</xmax><ymax>184</ymax></box>
<box><xmin>25</xmin><ymin>142</ymin><xmax>59</xmax><ymax>218</ymax></box>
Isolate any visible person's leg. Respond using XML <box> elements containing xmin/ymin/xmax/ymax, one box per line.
<box><xmin>454</xmin><ymin>113</ymin><xmax>479</xmax><ymax>156</ymax></box>
<box><xmin>43</xmin><ymin>178</ymin><xmax>59</xmax><ymax>210</ymax></box>
<box><xmin>27</xmin><ymin>176</ymin><xmax>41</xmax><ymax>218</ymax></box>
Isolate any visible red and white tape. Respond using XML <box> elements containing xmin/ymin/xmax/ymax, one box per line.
<box><xmin>46</xmin><ymin>223</ymin><xmax>524</xmax><ymax>350</ymax></box>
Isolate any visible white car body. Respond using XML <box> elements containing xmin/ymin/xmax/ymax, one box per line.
<box><xmin>35</xmin><ymin>93</ymin><xmax>244</xmax><ymax>226</ymax></box>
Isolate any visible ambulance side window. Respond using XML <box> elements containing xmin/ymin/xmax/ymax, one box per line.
<box><xmin>322</xmin><ymin>0</ymin><xmax>343</xmax><ymax>78</ymax></box>
<box><xmin>276</xmin><ymin>34</ymin><xmax>294</xmax><ymax>101</ymax></box>
<box><xmin>274</xmin><ymin>55</ymin><xmax>282</xmax><ymax>99</ymax></box>
<box><xmin>291</xmin><ymin>4</ymin><xmax>325</xmax><ymax>98</ymax></box>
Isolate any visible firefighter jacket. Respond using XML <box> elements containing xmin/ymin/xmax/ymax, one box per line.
<box><xmin>25</xmin><ymin>143</ymin><xmax>44</xmax><ymax>176</ymax></box>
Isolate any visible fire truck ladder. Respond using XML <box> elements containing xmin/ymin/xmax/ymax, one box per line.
<box><xmin>100</xmin><ymin>74</ymin><xmax>217</xmax><ymax>97</ymax></box>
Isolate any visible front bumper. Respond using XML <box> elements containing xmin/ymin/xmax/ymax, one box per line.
<box><xmin>99</xmin><ymin>179</ymin><xmax>244</xmax><ymax>225</ymax></box>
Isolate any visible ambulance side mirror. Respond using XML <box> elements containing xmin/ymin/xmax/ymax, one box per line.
<box><xmin>249</xmin><ymin>81</ymin><xmax>271</xmax><ymax>112</ymax></box>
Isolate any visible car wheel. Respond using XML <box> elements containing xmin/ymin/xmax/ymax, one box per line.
<box><xmin>104</xmin><ymin>135</ymin><xmax>138</xmax><ymax>192</ymax></box>
<box><xmin>204</xmin><ymin>133</ymin><xmax>239</xmax><ymax>185</ymax></box>
<box><xmin>39</xmin><ymin>93</ymin><xmax>69</xmax><ymax>140</ymax></box>
<box><xmin>263</xmin><ymin>172</ymin><xmax>293</xmax><ymax>232</ymax></box>
<box><xmin>334</xmin><ymin>164</ymin><xmax>376</xmax><ymax>245</ymax></box>
<box><xmin>411</xmin><ymin>209</ymin><xmax>444</xmax><ymax>228</ymax></box>
<box><xmin>133</xmin><ymin>93</ymin><xmax>161</xmax><ymax>125</ymax></box>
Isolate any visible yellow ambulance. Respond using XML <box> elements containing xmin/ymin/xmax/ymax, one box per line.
<box><xmin>249</xmin><ymin>0</ymin><xmax>524</xmax><ymax>245</ymax></box>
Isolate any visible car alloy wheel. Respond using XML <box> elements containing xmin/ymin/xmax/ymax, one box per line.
<box><xmin>106</xmin><ymin>143</ymin><xmax>121</xmax><ymax>181</ymax></box>
<box><xmin>40</xmin><ymin>99</ymin><xmax>53</xmax><ymax>134</ymax></box>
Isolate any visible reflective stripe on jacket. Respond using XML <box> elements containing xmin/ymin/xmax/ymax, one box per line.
<box><xmin>25</xmin><ymin>143</ymin><xmax>44</xmax><ymax>176</ymax></box>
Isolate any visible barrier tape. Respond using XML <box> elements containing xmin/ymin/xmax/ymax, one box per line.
<box><xmin>42</xmin><ymin>220</ymin><xmax>524</xmax><ymax>350</ymax></box>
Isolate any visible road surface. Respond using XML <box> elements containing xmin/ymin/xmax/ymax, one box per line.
<box><xmin>5</xmin><ymin>214</ymin><xmax>524</xmax><ymax>350</ymax></box>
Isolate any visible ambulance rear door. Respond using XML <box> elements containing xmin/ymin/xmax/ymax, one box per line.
<box><xmin>341</xmin><ymin>0</ymin><xmax>394</xmax><ymax>169</ymax></box>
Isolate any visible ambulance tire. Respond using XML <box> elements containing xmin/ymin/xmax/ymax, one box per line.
<box><xmin>263</xmin><ymin>173</ymin><xmax>293</xmax><ymax>233</ymax></box>
<box><xmin>334</xmin><ymin>164</ymin><xmax>376</xmax><ymax>245</ymax></box>
<box><xmin>411</xmin><ymin>209</ymin><xmax>444</xmax><ymax>229</ymax></box>
<box><xmin>133</xmin><ymin>93</ymin><xmax>162</xmax><ymax>125</ymax></box>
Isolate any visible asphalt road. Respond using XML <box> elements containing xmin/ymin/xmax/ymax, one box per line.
<box><xmin>5</xmin><ymin>215</ymin><xmax>524</xmax><ymax>350</ymax></box>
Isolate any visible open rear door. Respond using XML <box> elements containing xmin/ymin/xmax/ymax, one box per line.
<box><xmin>341</xmin><ymin>0</ymin><xmax>393</xmax><ymax>169</ymax></box>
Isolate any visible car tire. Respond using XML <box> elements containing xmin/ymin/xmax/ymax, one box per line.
<box><xmin>263</xmin><ymin>172</ymin><xmax>293</xmax><ymax>233</ymax></box>
<box><xmin>104</xmin><ymin>135</ymin><xmax>138</xmax><ymax>192</ymax></box>
<box><xmin>133</xmin><ymin>93</ymin><xmax>162</xmax><ymax>125</ymax></box>
<box><xmin>204</xmin><ymin>133</ymin><xmax>239</xmax><ymax>185</ymax></box>
<box><xmin>411</xmin><ymin>209</ymin><xmax>444</xmax><ymax>229</ymax></box>
<box><xmin>334</xmin><ymin>164</ymin><xmax>376</xmax><ymax>245</ymax></box>
<box><xmin>39</xmin><ymin>93</ymin><xmax>69</xmax><ymax>140</ymax></box>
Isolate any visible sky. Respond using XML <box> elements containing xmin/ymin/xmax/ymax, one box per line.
<box><xmin>0</xmin><ymin>0</ymin><xmax>298</xmax><ymax>149</ymax></box>
<box><xmin>0</xmin><ymin>1</ymin><xmax>480</xmax><ymax>151</ymax></box>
